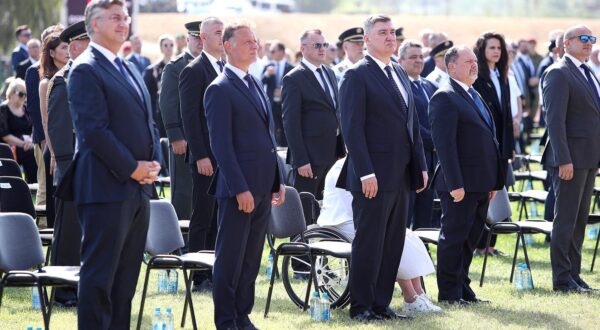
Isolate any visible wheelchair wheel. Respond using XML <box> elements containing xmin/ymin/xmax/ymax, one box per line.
<box><xmin>280</xmin><ymin>226</ymin><xmax>352</xmax><ymax>309</ymax></box>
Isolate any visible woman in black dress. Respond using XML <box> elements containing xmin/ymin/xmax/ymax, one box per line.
<box><xmin>473</xmin><ymin>32</ymin><xmax>515</xmax><ymax>257</ymax></box>
<box><xmin>0</xmin><ymin>78</ymin><xmax>37</xmax><ymax>182</ymax></box>
<box><xmin>143</xmin><ymin>34</ymin><xmax>174</xmax><ymax>138</ymax></box>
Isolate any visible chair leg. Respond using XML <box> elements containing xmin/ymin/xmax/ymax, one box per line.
<box><xmin>182</xmin><ymin>268</ymin><xmax>198</xmax><ymax>330</ymax></box>
<box><xmin>303</xmin><ymin>255</ymin><xmax>316</xmax><ymax>311</ymax></box>
<box><xmin>38</xmin><ymin>285</ymin><xmax>49</xmax><ymax>330</ymax></box>
<box><xmin>46</xmin><ymin>287</ymin><xmax>55</xmax><ymax>325</ymax></box>
<box><xmin>264</xmin><ymin>254</ymin><xmax>279</xmax><ymax>318</ymax></box>
<box><xmin>518</xmin><ymin>200</ymin><xmax>524</xmax><ymax>221</ymax></box>
<box><xmin>591</xmin><ymin>228</ymin><xmax>600</xmax><ymax>272</ymax></box>
<box><xmin>181</xmin><ymin>269</ymin><xmax>191</xmax><ymax>328</ymax></box>
<box><xmin>479</xmin><ymin>229</ymin><xmax>493</xmax><ymax>287</ymax></box>
<box><xmin>135</xmin><ymin>265</ymin><xmax>152</xmax><ymax>330</ymax></box>
<box><xmin>520</xmin><ymin>233</ymin><xmax>534</xmax><ymax>289</ymax></box>
<box><xmin>44</xmin><ymin>247</ymin><xmax>51</xmax><ymax>266</ymax></box>
<box><xmin>510</xmin><ymin>232</ymin><xmax>521</xmax><ymax>283</ymax></box>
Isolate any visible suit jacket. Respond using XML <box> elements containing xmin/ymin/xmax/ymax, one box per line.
<box><xmin>126</xmin><ymin>53</ymin><xmax>151</xmax><ymax>74</ymax></box>
<box><xmin>143</xmin><ymin>61</ymin><xmax>167</xmax><ymax>136</ymax></box>
<box><xmin>411</xmin><ymin>78</ymin><xmax>437</xmax><ymax>151</ymax></box>
<box><xmin>541</xmin><ymin>56</ymin><xmax>600</xmax><ymax>169</ymax></box>
<box><xmin>11</xmin><ymin>45</ymin><xmax>28</xmax><ymax>72</ymax></box>
<box><xmin>421</xmin><ymin>56</ymin><xmax>435</xmax><ymax>78</ymax></box>
<box><xmin>180</xmin><ymin>52</ymin><xmax>218</xmax><ymax>165</ymax></box>
<box><xmin>282</xmin><ymin>62</ymin><xmax>342</xmax><ymax>168</ymax></box>
<box><xmin>159</xmin><ymin>52</ymin><xmax>195</xmax><ymax>142</ymax></box>
<box><xmin>205</xmin><ymin>67</ymin><xmax>283</xmax><ymax>198</ymax></box>
<box><xmin>47</xmin><ymin>62</ymin><xmax>75</xmax><ymax>185</ymax></box>
<box><xmin>24</xmin><ymin>63</ymin><xmax>44</xmax><ymax>144</ymax></box>
<box><xmin>262</xmin><ymin>61</ymin><xmax>294</xmax><ymax>101</ymax></box>
<box><xmin>66</xmin><ymin>46</ymin><xmax>161</xmax><ymax>204</ymax></box>
<box><xmin>536</xmin><ymin>54</ymin><xmax>554</xmax><ymax>78</ymax></box>
<box><xmin>15</xmin><ymin>58</ymin><xmax>32</xmax><ymax>79</ymax></box>
<box><xmin>473</xmin><ymin>72</ymin><xmax>515</xmax><ymax>160</ymax></box>
<box><xmin>429</xmin><ymin>78</ymin><xmax>503</xmax><ymax>193</ymax></box>
<box><xmin>337</xmin><ymin>55</ymin><xmax>427</xmax><ymax>192</ymax></box>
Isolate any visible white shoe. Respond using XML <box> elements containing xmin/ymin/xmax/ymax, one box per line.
<box><xmin>403</xmin><ymin>295</ymin><xmax>432</xmax><ymax>316</ymax></box>
<box><xmin>418</xmin><ymin>293</ymin><xmax>443</xmax><ymax>312</ymax></box>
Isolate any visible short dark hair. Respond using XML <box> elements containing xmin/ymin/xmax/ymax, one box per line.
<box><xmin>398</xmin><ymin>40</ymin><xmax>422</xmax><ymax>60</ymax></box>
<box><xmin>15</xmin><ymin>25</ymin><xmax>30</xmax><ymax>39</ymax></box>
<box><xmin>444</xmin><ymin>46</ymin><xmax>461</xmax><ymax>69</ymax></box>
<box><xmin>363</xmin><ymin>15</ymin><xmax>391</xmax><ymax>34</ymax></box>
<box><xmin>222</xmin><ymin>21</ymin><xmax>254</xmax><ymax>44</ymax></box>
<box><xmin>300</xmin><ymin>29</ymin><xmax>322</xmax><ymax>44</ymax></box>
<box><xmin>85</xmin><ymin>0</ymin><xmax>125</xmax><ymax>37</ymax></box>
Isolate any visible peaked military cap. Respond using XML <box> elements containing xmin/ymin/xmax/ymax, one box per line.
<box><xmin>431</xmin><ymin>40</ymin><xmax>454</xmax><ymax>57</ymax></box>
<box><xmin>184</xmin><ymin>21</ymin><xmax>202</xmax><ymax>37</ymax></box>
<box><xmin>338</xmin><ymin>27</ymin><xmax>364</xmax><ymax>43</ymax></box>
<box><xmin>59</xmin><ymin>21</ymin><xmax>88</xmax><ymax>43</ymax></box>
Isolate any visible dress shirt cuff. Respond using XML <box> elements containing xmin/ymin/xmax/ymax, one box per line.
<box><xmin>360</xmin><ymin>173</ymin><xmax>375</xmax><ymax>181</ymax></box>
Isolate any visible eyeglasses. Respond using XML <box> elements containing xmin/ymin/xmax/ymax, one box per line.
<box><xmin>303</xmin><ymin>42</ymin><xmax>330</xmax><ymax>49</ymax></box>
<box><xmin>100</xmin><ymin>14</ymin><xmax>132</xmax><ymax>25</ymax></box>
<box><xmin>16</xmin><ymin>91</ymin><xmax>26</xmax><ymax>98</ymax></box>
<box><xmin>573</xmin><ymin>35</ymin><xmax>597</xmax><ymax>44</ymax></box>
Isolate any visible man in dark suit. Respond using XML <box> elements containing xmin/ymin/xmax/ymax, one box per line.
<box><xmin>205</xmin><ymin>22</ymin><xmax>285</xmax><ymax>330</ymax></box>
<box><xmin>421</xmin><ymin>32</ymin><xmax>448</xmax><ymax>78</ymax></box>
<box><xmin>179</xmin><ymin>17</ymin><xmax>224</xmax><ymax>292</ymax></box>
<box><xmin>126</xmin><ymin>34</ymin><xmax>151</xmax><ymax>73</ymax></box>
<box><xmin>542</xmin><ymin>25</ymin><xmax>600</xmax><ymax>293</ymax></box>
<box><xmin>67</xmin><ymin>1</ymin><xmax>161</xmax><ymax>328</ymax></box>
<box><xmin>338</xmin><ymin>15</ymin><xmax>427</xmax><ymax>322</ymax></box>
<box><xmin>46</xmin><ymin>20</ymin><xmax>89</xmax><ymax>308</ymax></box>
<box><xmin>158</xmin><ymin>21</ymin><xmax>203</xmax><ymax>220</ymax></box>
<box><xmin>262</xmin><ymin>42</ymin><xmax>294</xmax><ymax>147</ymax></box>
<box><xmin>429</xmin><ymin>46</ymin><xmax>503</xmax><ymax>304</ymax></box>
<box><xmin>15</xmin><ymin>39</ymin><xmax>41</xmax><ymax>79</ymax></box>
<box><xmin>11</xmin><ymin>25</ymin><xmax>31</xmax><ymax>72</ymax></box>
<box><xmin>282</xmin><ymin>29</ymin><xmax>343</xmax><ymax>200</ymax></box>
<box><xmin>398</xmin><ymin>40</ymin><xmax>439</xmax><ymax>230</ymax></box>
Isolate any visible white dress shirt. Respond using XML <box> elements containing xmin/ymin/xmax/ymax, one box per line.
<box><xmin>203</xmin><ymin>50</ymin><xmax>222</xmax><ymax>74</ymax></box>
<box><xmin>564</xmin><ymin>53</ymin><xmax>600</xmax><ymax>94</ymax></box>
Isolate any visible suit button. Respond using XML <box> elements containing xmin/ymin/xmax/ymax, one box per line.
<box><xmin>271</xmin><ymin>148</ymin><xmax>275</xmax><ymax>153</ymax></box>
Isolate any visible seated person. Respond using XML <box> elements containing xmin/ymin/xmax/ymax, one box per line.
<box><xmin>317</xmin><ymin>158</ymin><xmax>442</xmax><ymax>315</ymax></box>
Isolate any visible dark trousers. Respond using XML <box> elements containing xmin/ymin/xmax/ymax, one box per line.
<box><xmin>189</xmin><ymin>166</ymin><xmax>217</xmax><ymax>283</ymax></box>
<box><xmin>543</xmin><ymin>168</ymin><xmax>556</xmax><ymax>221</ymax></box>
<box><xmin>51</xmin><ymin>197</ymin><xmax>81</xmax><ymax>303</ymax></box>
<box><xmin>169</xmin><ymin>148</ymin><xmax>192</xmax><ymax>220</ymax></box>
<box><xmin>437</xmin><ymin>191</ymin><xmax>488</xmax><ymax>301</ymax></box>
<box><xmin>212</xmin><ymin>194</ymin><xmax>271</xmax><ymax>330</ymax></box>
<box><xmin>43</xmin><ymin>147</ymin><xmax>55</xmax><ymax>227</ymax></box>
<box><xmin>550</xmin><ymin>167</ymin><xmax>597</xmax><ymax>286</ymax></box>
<box><xmin>291</xmin><ymin>163</ymin><xmax>332</xmax><ymax>201</ymax></box>
<box><xmin>15</xmin><ymin>145</ymin><xmax>37</xmax><ymax>183</ymax></box>
<box><xmin>271</xmin><ymin>101</ymin><xmax>287</xmax><ymax>147</ymax></box>
<box><xmin>349</xmin><ymin>188</ymin><xmax>409</xmax><ymax>316</ymax></box>
<box><xmin>476</xmin><ymin>160</ymin><xmax>508</xmax><ymax>249</ymax></box>
<box><xmin>77</xmin><ymin>191</ymin><xmax>149</xmax><ymax>330</ymax></box>
<box><xmin>409</xmin><ymin>149</ymin><xmax>436</xmax><ymax>229</ymax></box>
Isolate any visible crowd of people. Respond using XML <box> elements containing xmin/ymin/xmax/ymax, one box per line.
<box><xmin>2</xmin><ymin>0</ymin><xmax>600</xmax><ymax>329</ymax></box>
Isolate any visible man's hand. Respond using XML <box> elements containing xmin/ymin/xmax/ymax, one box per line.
<box><xmin>131</xmin><ymin>160</ymin><xmax>161</xmax><ymax>184</ymax></box>
<box><xmin>49</xmin><ymin>154</ymin><xmax>55</xmax><ymax>176</ymax></box>
<box><xmin>362</xmin><ymin>176</ymin><xmax>378</xmax><ymax>199</ymax></box>
<box><xmin>196</xmin><ymin>157</ymin><xmax>213</xmax><ymax>176</ymax></box>
<box><xmin>417</xmin><ymin>171</ymin><xmax>428</xmax><ymax>193</ymax></box>
<box><xmin>22</xmin><ymin>140</ymin><xmax>34</xmax><ymax>151</ymax></box>
<box><xmin>171</xmin><ymin>139</ymin><xmax>187</xmax><ymax>155</ymax></box>
<box><xmin>559</xmin><ymin>163</ymin><xmax>574</xmax><ymax>181</ymax></box>
<box><xmin>297</xmin><ymin>163</ymin><xmax>313</xmax><ymax>178</ymax></box>
<box><xmin>450</xmin><ymin>188</ymin><xmax>465</xmax><ymax>203</ymax></box>
<box><xmin>489</xmin><ymin>190</ymin><xmax>497</xmax><ymax>201</ymax></box>
<box><xmin>236</xmin><ymin>191</ymin><xmax>254</xmax><ymax>213</ymax></box>
<box><xmin>272</xmin><ymin>184</ymin><xmax>286</xmax><ymax>206</ymax></box>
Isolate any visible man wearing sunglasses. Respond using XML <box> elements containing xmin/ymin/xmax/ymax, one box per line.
<box><xmin>542</xmin><ymin>24</ymin><xmax>600</xmax><ymax>293</ymax></box>
<box><xmin>11</xmin><ymin>25</ymin><xmax>32</xmax><ymax>73</ymax></box>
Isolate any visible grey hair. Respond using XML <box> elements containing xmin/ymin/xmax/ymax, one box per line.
<box><xmin>363</xmin><ymin>15</ymin><xmax>391</xmax><ymax>35</ymax></box>
<box><xmin>299</xmin><ymin>29</ymin><xmax>322</xmax><ymax>44</ymax></box>
<box><xmin>444</xmin><ymin>45</ymin><xmax>470</xmax><ymax>69</ymax></box>
<box><xmin>84</xmin><ymin>0</ymin><xmax>125</xmax><ymax>37</ymax></box>
<box><xmin>200</xmin><ymin>17</ymin><xmax>224</xmax><ymax>33</ymax></box>
<box><xmin>398</xmin><ymin>40</ymin><xmax>423</xmax><ymax>60</ymax></box>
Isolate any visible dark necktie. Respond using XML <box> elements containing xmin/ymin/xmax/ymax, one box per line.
<box><xmin>216</xmin><ymin>60</ymin><xmax>224</xmax><ymax>73</ymax></box>
<box><xmin>244</xmin><ymin>74</ymin><xmax>266</xmax><ymax>115</ymax></box>
<box><xmin>580</xmin><ymin>64</ymin><xmax>600</xmax><ymax>108</ymax></box>
<box><xmin>114</xmin><ymin>57</ymin><xmax>142</xmax><ymax>100</ymax></box>
<box><xmin>316</xmin><ymin>67</ymin><xmax>335</xmax><ymax>107</ymax></box>
<box><xmin>468</xmin><ymin>87</ymin><xmax>492</xmax><ymax>127</ymax></box>
<box><xmin>411</xmin><ymin>80</ymin><xmax>428</xmax><ymax>107</ymax></box>
<box><xmin>384</xmin><ymin>66</ymin><xmax>408</xmax><ymax>112</ymax></box>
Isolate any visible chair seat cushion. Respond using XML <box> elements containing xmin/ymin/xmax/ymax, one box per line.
<box><xmin>37</xmin><ymin>266</ymin><xmax>79</xmax><ymax>286</ymax></box>
<box><xmin>181</xmin><ymin>252</ymin><xmax>215</xmax><ymax>269</ymax></box>
<box><xmin>309</xmin><ymin>241</ymin><xmax>352</xmax><ymax>258</ymax></box>
<box><xmin>516</xmin><ymin>221</ymin><xmax>553</xmax><ymax>234</ymax></box>
<box><xmin>415</xmin><ymin>229</ymin><xmax>440</xmax><ymax>245</ymax></box>
<box><xmin>520</xmin><ymin>190</ymin><xmax>548</xmax><ymax>202</ymax></box>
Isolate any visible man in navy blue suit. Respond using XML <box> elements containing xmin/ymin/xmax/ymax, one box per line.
<box><xmin>126</xmin><ymin>34</ymin><xmax>151</xmax><ymax>73</ymax></box>
<box><xmin>429</xmin><ymin>46</ymin><xmax>504</xmax><ymax>305</ymax></box>
<box><xmin>11</xmin><ymin>25</ymin><xmax>31</xmax><ymax>72</ymax></box>
<box><xmin>66</xmin><ymin>1</ymin><xmax>161</xmax><ymax>328</ymax></box>
<box><xmin>205</xmin><ymin>22</ymin><xmax>285</xmax><ymax>330</ymax></box>
<box><xmin>337</xmin><ymin>15</ymin><xmax>427</xmax><ymax>322</ymax></box>
<box><xmin>398</xmin><ymin>40</ymin><xmax>439</xmax><ymax>230</ymax></box>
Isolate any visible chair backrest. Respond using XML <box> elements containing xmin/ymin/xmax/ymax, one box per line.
<box><xmin>0</xmin><ymin>213</ymin><xmax>44</xmax><ymax>272</ymax></box>
<box><xmin>0</xmin><ymin>143</ymin><xmax>14</xmax><ymax>160</ymax></box>
<box><xmin>269</xmin><ymin>186</ymin><xmax>306</xmax><ymax>239</ymax></box>
<box><xmin>0</xmin><ymin>176</ymin><xmax>36</xmax><ymax>218</ymax></box>
<box><xmin>146</xmin><ymin>200</ymin><xmax>185</xmax><ymax>255</ymax></box>
<box><xmin>0</xmin><ymin>158</ymin><xmax>23</xmax><ymax>177</ymax></box>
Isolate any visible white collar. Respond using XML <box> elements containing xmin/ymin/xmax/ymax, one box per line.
<box><xmin>408</xmin><ymin>75</ymin><xmax>420</xmax><ymax>82</ymax></box>
<box><xmin>301</xmin><ymin>58</ymin><xmax>324</xmax><ymax>72</ymax></box>
<box><xmin>203</xmin><ymin>50</ymin><xmax>221</xmax><ymax>66</ymax></box>
<box><xmin>564</xmin><ymin>53</ymin><xmax>584</xmax><ymax>68</ymax></box>
<box><xmin>225</xmin><ymin>63</ymin><xmax>248</xmax><ymax>81</ymax></box>
<box><xmin>366</xmin><ymin>52</ymin><xmax>392</xmax><ymax>69</ymax></box>
<box><xmin>451</xmin><ymin>77</ymin><xmax>471</xmax><ymax>93</ymax></box>
<box><xmin>90</xmin><ymin>41</ymin><xmax>118</xmax><ymax>64</ymax></box>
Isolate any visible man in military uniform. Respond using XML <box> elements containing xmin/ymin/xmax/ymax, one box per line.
<box><xmin>46</xmin><ymin>20</ymin><xmax>89</xmax><ymax>307</ymax></box>
<box><xmin>159</xmin><ymin>21</ymin><xmax>203</xmax><ymax>220</ymax></box>
<box><xmin>425</xmin><ymin>40</ymin><xmax>453</xmax><ymax>88</ymax></box>
<box><xmin>333</xmin><ymin>27</ymin><xmax>365</xmax><ymax>82</ymax></box>
<box><xmin>391</xmin><ymin>27</ymin><xmax>405</xmax><ymax>62</ymax></box>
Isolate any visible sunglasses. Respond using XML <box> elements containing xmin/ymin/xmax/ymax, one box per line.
<box><xmin>574</xmin><ymin>35</ymin><xmax>597</xmax><ymax>44</ymax></box>
<box><xmin>16</xmin><ymin>91</ymin><xmax>26</xmax><ymax>98</ymax></box>
<box><xmin>304</xmin><ymin>42</ymin><xmax>330</xmax><ymax>49</ymax></box>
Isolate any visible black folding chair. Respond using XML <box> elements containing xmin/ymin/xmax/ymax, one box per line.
<box><xmin>0</xmin><ymin>158</ymin><xmax>22</xmax><ymax>177</ymax></box>
<box><xmin>0</xmin><ymin>143</ymin><xmax>14</xmax><ymax>160</ymax></box>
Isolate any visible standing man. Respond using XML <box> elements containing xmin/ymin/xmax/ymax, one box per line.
<box><xmin>398</xmin><ymin>40</ymin><xmax>438</xmax><ymax>230</ymax></box>
<box><xmin>262</xmin><ymin>41</ymin><xmax>293</xmax><ymax>147</ymax></box>
<box><xmin>15</xmin><ymin>39</ymin><xmax>41</xmax><ymax>79</ymax></box>
<box><xmin>12</xmin><ymin>25</ymin><xmax>31</xmax><ymax>72</ymax></box>
<box><xmin>67</xmin><ymin>1</ymin><xmax>161</xmax><ymax>328</ymax></box>
<box><xmin>205</xmin><ymin>22</ymin><xmax>285</xmax><ymax>330</ymax></box>
<box><xmin>542</xmin><ymin>25</ymin><xmax>600</xmax><ymax>293</ymax></box>
<box><xmin>282</xmin><ymin>29</ymin><xmax>343</xmax><ymax>200</ymax></box>
<box><xmin>126</xmin><ymin>34</ymin><xmax>151</xmax><ymax>73</ymax></box>
<box><xmin>337</xmin><ymin>15</ymin><xmax>427</xmax><ymax>322</ymax></box>
<box><xmin>429</xmin><ymin>46</ymin><xmax>503</xmax><ymax>304</ymax></box>
<box><xmin>179</xmin><ymin>17</ymin><xmax>224</xmax><ymax>292</ymax></box>
<box><xmin>159</xmin><ymin>21</ymin><xmax>202</xmax><ymax>220</ymax></box>
<box><xmin>333</xmin><ymin>27</ymin><xmax>364</xmax><ymax>82</ymax></box>
<box><xmin>425</xmin><ymin>40</ymin><xmax>453</xmax><ymax>87</ymax></box>
<box><xmin>46</xmin><ymin>20</ymin><xmax>89</xmax><ymax>308</ymax></box>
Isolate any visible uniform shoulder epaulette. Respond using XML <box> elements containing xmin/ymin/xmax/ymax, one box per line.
<box><xmin>47</xmin><ymin>63</ymin><xmax>70</xmax><ymax>100</ymax></box>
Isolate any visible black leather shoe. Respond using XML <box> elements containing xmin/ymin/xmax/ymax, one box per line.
<box><xmin>373</xmin><ymin>307</ymin><xmax>411</xmax><ymax>320</ymax></box>
<box><xmin>573</xmin><ymin>277</ymin><xmax>596</xmax><ymax>291</ymax></box>
<box><xmin>553</xmin><ymin>280</ymin><xmax>591</xmax><ymax>293</ymax></box>
<box><xmin>239</xmin><ymin>323</ymin><xmax>259</xmax><ymax>330</ymax></box>
<box><xmin>439</xmin><ymin>299</ymin><xmax>471</xmax><ymax>306</ymax></box>
<box><xmin>464</xmin><ymin>297</ymin><xmax>490</xmax><ymax>304</ymax></box>
<box><xmin>53</xmin><ymin>299</ymin><xmax>77</xmax><ymax>308</ymax></box>
<box><xmin>351</xmin><ymin>310</ymin><xmax>382</xmax><ymax>322</ymax></box>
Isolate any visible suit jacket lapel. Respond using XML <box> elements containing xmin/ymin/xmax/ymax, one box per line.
<box><xmin>325</xmin><ymin>66</ymin><xmax>339</xmax><ymax>107</ymax></box>
<box><xmin>299</xmin><ymin>63</ymin><xmax>335</xmax><ymax>109</ymax></box>
<box><xmin>565</xmin><ymin>57</ymin><xmax>600</xmax><ymax>110</ymax></box>
<box><xmin>451</xmin><ymin>79</ymin><xmax>495</xmax><ymax>133</ymax></box>
<box><xmin>92</xmin><ymin>48</ymin><xmax>144</xmax><ymax>109</ymax></box>
<box><xmin>365</xmin><ymin>56</ymin><xmax>403</xmax><ymax>110</ymax></box>
<box><xmin>201</xmin><ymin>52</ymin><xmax>218</xmax><ymax>80</ymax></box>
<box><xmin>124</xmin><ymin>60</ymin><xmax>152</xmax><ymax>118</ymax></box>
<box><xmin>392</xmin><ymin>63</ymin><xmax>413</xmax><ymax>140</ymax></box>
<box><xmin>225</xmin><ymin>68</ymin><xmax>267</xmax><ymax>123</ymax></box>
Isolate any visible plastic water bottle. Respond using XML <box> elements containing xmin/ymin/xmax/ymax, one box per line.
<box><xmin>321</xmin><ymin>292</ymin><xmax>331</xmax><ymax>321</ymax></box>
<box><xmin>529</xmin><ymin>202</ymin><xmax>539</xmax><ymax>217</ymax></box>
<box><xmin>31</xmin><ymin>287</ymin><xmax>40</xmax><ymax>309</ymax></box>
<box><xmin>152</xmin><ymin>307</ymin><xmax>163</xmax><ymax>330</ymax></box>
<box><xmin>587</xmin><ymin>224</ymin><xmax>599</xmax><ymax>240</ymax></box>
<box><xmin>309</xmin><ymin>291</ymin><xmax>322</xmax><ymax>321</ymax></box>
<box><xmin>514</xmin><ymin>263</ymin><xmax>524</xmax><ymax>290</ymax></box>
<box><xmin>522</xmin><ymin>264</ymin><xmax>533</xmax><ymax>290</ymax></box>
<box><xmin>26</xmin><ymin>326</ymin><xmax>33</xmax><ymax>330</ymax></box>
<box><xmin>266</xmin><ymin>253</ymin><xmax>273</xmax><ymax>278</ymax></box>
<box><xmin>524</xmin><ymin>234</ymin><xmax>534</xmax><ymax>246</ymax></box>
<box><xmin>157</xmin><ymin>270</ymin><xmax>168</xmax><ymax>293</ymax></box>
<box><xmin>168</xmin><ymin>270</ymin><xmax>178</xmax><ymax>293</ymax></box>
<box><xmin>36</xmin><ymin>328</ymin><xmax>42</xmax><ymax>330</ymax></box>
<box><xmin>165</xmin><ymin>307</ymin><xmax>174</xmax><ymax>330</ymax></box>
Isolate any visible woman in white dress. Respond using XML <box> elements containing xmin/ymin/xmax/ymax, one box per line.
<box><xmin>317</xmin><ymin>158</ymin><xmax>442</xmax><ymax>315</ymax></box>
